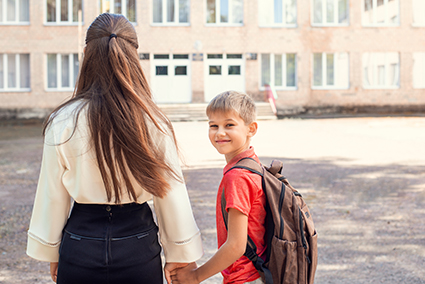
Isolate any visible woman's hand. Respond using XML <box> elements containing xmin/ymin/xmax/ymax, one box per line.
<box><xmin>50</xmin><ymin>262</ymin><xmax>58</xmax><ymax>283</ymax></box>
<box><xmin>170</xmin><ymin>262</ymin><xmax>199</xmax><ymax>284</ymax></box>
<box><xmin>164</xmin><ymin>262</ymin><xmax>196</xmax><ymax>284</ymax></box>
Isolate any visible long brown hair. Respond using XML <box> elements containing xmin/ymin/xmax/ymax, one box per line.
<box><xmin>44</xmin><ymin>13</ymin><xmax>181</xmax><ymax>203</ymax></box>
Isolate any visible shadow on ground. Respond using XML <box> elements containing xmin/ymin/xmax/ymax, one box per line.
<box><xmin>0</xmin><ymin>124</ymin><xmax>424</xmax><ymax>283</ymax></box>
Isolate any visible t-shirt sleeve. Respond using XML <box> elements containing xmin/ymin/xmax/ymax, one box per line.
<box><xmin>223</xmin><ymin>170</ymin><xmax>260</xmax><ymax>216</ymax></box>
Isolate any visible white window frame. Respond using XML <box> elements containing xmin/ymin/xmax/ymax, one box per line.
<box><xmin>412</xmin><ymin>0</ymin><xmax>425</xmax><ymax>27</ymax></box>
<box><xmin>45</xmin><ymin>53</ymin><xmax>78</xmax><ymax>92</ymax></box>
<box><xmin>0</xmin><ymin>0</ymin><xmax>30</xmax><ymax>25</ymax></box>
<box><xmin>258</xmin><ymin>0</ymin><xmax>297</xmax><ymax>28</ymax></box>
<box><xmin>259</xmin><ymin>53</ymin><xmax>297</xmax><ymax>91</ymax></box>
<box><xmin>45</xmin><ymin>0</ymin><xmax>83</xmax><ymax>26</ymax></box>
<box><xmin>362</xmin><ymin>0</ymin><xmax>400</xmax><ymax>27</ymax></box>
<box><xmin>311</xmin><ymin>0</ymin><xmax>349</xmax><ymax>27</ymax></box>
<box><xmin>312</xmin><ymin>52</ymin><xmax>350</xmax><ymax>90</ymax></box>
<box><xmin>99</xmin><ymin>0</ymin><xmax>136</xmax><ymax>24</ymax></box>
<box><xmin>205</xmin><ymin>0</ymin><xmax>244</xmax><ymax>26</ymax></box>
<box><xmin>152</xmin><ymin>0</ymin><xmax>190</xmax><ymax>26</ymax></box>
<box><xmin>0</xmin><ymin>54</ymin><xmax>31</xmax><ymax>92</ymax></box>
<box><xmin>362</xmin><ymin>52</ymin><xmax>400</xmax><ymax>89</ymax></box>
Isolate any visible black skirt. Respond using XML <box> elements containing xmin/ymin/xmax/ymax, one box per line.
<box><xmin>57</xmin><ymin>202</ymin><xmax>163</xmax><ymax>284</ymax></box>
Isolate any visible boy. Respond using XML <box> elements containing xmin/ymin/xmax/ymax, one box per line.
<box><xmin>169</xmin><ymin>91</ymin><xmax>266</xmax><ymax>284</ymax></box>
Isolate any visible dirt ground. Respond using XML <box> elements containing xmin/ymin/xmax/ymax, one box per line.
<box><xmin>0</xmin><ymin>117</ymin><xmax>424</xmax><ymax>284</ymax></box>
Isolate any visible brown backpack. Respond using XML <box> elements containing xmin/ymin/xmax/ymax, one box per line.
<box><xmin>221</xmin><ymin>158</ymin><xmax>318</xmax><ymax>284</ymax></box>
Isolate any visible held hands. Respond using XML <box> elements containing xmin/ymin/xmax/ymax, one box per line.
<box><xmin>50</xmin><ymin>262</ymin><xmax>58</xmax><ymax>283</ymax></box>
<box><xmin>166</xmin><ymin>262</ymin><xmax>199</xmax><ymax>284</ymax></box>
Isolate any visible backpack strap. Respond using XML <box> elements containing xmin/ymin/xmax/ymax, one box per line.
<box><xmin>222</xmin><ymin>157</ymin><xmax>274</xmax><ymax>284</ymax></box>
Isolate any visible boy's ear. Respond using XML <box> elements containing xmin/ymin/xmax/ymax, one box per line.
<box><xmin>247</xmin><ymin>121</ymin><xmax>258</xmax><ymax>137</ymax></box>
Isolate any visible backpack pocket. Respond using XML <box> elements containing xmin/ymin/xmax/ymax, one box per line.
<box><xmin>268</xmin><ymin>236</ymin><xmax>298</xmax><ymax>284</ymax></box>
<box><xmin>307</xmin><ymin>231</ymin><xmax>318</xmax><ymax>284</ymax></box>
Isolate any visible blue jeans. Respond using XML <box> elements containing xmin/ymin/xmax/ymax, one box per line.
<box><xmin>57</xmin><ymin>202</ymin><xmax>163</xmax><ymax>284</ymax></box>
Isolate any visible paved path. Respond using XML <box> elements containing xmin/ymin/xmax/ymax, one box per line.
<box><xmin>0</xmin><ymin>117</ymin><xmax>424</xmax><ymax>283</ymax></box>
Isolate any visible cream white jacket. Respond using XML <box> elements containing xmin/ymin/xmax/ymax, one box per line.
<box><xmin>27</xmin><ymin>101</ymin><xmax>203</xmax><ymax>263</ymax></box>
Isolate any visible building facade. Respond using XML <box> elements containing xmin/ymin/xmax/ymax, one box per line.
<box><xmin>0</xmin><ymin>0</ymin><xmax>425</xmax><ymax>117</ymax></box>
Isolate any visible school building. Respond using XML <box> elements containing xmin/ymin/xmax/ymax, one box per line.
<box><xmin>0</xmin><ymin>0</ymin><xmax>425</xmax><ymax>120</ymax></box>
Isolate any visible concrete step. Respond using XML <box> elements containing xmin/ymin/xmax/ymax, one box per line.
<box><xmin>158</xmin><ymin>102</ymin><xmax>276</xmax><ymax>122</ymax></box>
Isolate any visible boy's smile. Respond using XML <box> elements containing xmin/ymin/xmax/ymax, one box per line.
<box><xmin>208</xmin><ymin>111</ymin><xmax>257</xmax><ymax>163</ymax></box>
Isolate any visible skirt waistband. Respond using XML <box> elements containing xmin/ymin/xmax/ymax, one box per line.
<box><xmin>73</xmin><ymin>202</ymin><xmax>147</xmax><ymax>213</ymax></box>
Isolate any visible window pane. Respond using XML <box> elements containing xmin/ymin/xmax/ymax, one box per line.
<box><xmin>377</xmin><ymin>65</ymin><xmax>385</xmax><ymax>85</ymax></box>
<box><xmin>175</xmin><ymin>66</ymin><xmax>187</xmax><ymax>75</ymax></box>
<box><xmin>167</xmin><ymin>0</ymin><xmax>174</xmax><ymax>22</ymax></box>
<box><xmin>7</xmin><ymin>54</ymin><xmax>16</xmax><ymax>88</ymax></box>
<box><xmin>227</xmin><ymin>54</ymin><xmax>242</xmax><ymax>59</ymax></box>
<box><xmin>47</xmin><ymin>54</ymin><xmax>57</xmax><ymax>88</ymax></box>
<box><xmin>232</xmin><ymin>0</ymin><xmax>243</xmax><ymax>23</ymax></box>
<box><xmin>261</xmin><ymin>54</ymin><xmax>270</xmax><ymax>86</ymax></box>
<box><xmin>326</xmin><ymin>54</ymin><xmax>334</xmax><ymax>85</ymax></box>
<box><xmin>313</xmin><ymin>0</ymin><xmax>322</xmax><ymax>23</ymax></box>
<box><xmin>73</xmin><ymin>54</ymin><xmax>79</xmax><ymax>85</ymax></box>
<box><xmin>228</xmin><ymin>65</ymin><xmax>241</xmax><ymax>75</ymax></box>
<box><xmin>388</xmin><ymin>0</ymin><xmax>399</xmax><ymax>23</ymax></box>
<box><xmin>207</xmin><ymin>54</ymin><xmax>223</xmax><ymax>59</ymax></box>
<box><xmin>338</xmin><ymin>0</ymin><xmax>348</xmax><ymax>23</ymax></box>
<box><xmin>61</xmin><ymin>0</ymin><xmax>69</xmax><ymax>22</ymax></box>
<box><xmin>61</xmin><ymin>55</ymin><xmax>70</xmax><ymax>87</ymax></box>
<box><xmin>364</xmin><ymin>0</ymin><xmax>373</xmax><ymax>24</ymax></box>
<box><xmin>274</xmin><ymin>54</ymin><xmax>282</xmax><ymax>86</ymax></box>
<box><xmin>153</xmin><ymin>0</ymin><xmax>162</xmax><ymax>23</ymax></box>
<box><xmin>0</xmin><ymin>55</ymin><xmax>3</xmax><ymax>88</ymax></box>
<box><xmin>47</xmin><ymin>0</ymin><xmax>56</xmax><ymax>22</ymax></box>
<box><xmin>154</xmin><ymin>54</ymin><xmax>169</xmax><ymax>59</ymax></box>
<box><xmin>101</xmin><ymin>0</ymin><xmax>111</xmax><ymax>13</ymax></box>
<box><xmin>7</xmin><ymin>0</ymin><xmax>16</xmax><ymax>21</ymax></box>
<box><xmin>220</xmin><ymin>0</ymin><xmax>228</xmax><ymax>23</ymax></box>
<box><xmin>313</xmin><ymin>53</ymin><xmax>322</xmax><ymax>86</ymax></box>
<box><xmin>286</xmin><ymin>53</ymin><xmax>296</xmax><ymax>87</ymax></box>
<box><xmin>390</xmin><ymin>63</ymin><xmax>398</xmax><ymax>86</ymax></box>
<box><xmin>20</xmin><ymin>0</ymin><xmax>30</xmax><ymax>21</ymax></box>
<box><xmin>114</xmin><ymin>0</ymin><xmax>122</xmax><ymax>14</ymax></box>
<box><xmin>72</xmin><ymin>0</ymin><xmax>82</xmax><ymax>22</ymax></box>
<box><xmin>127</xmin><ymin>0</ymin><xmax>136</xmax><ymax>22</ymax></box>
<box><xmin>326</xmin><ymin>0</ymin><xmax>334</xmax><ymax>23</ymax></box>
<box><xmin>20</xmin><ymin>54</ymin><xmax>30</xmax><ymax>88</ymax></box>
<box><xmin>0</xmin><ymin>0</ymin><xmax>2</xmax><ymax>22</ymax></box>
<box><xmin>285</xmin><ymin>0</ymin><xmax>296</xmax><ymax>24</ymax></box>
<box><xmin>274</xmin><ymin>0</ymin><xmax>283</xmax><ymax>24</ymax></box>
<box><xmin>173</xmin><ymin>54</ymin><xmax>189</xmax><ymax>59</ymax></box>
<box><xmin>179</xmin><ymin>0</ymin><xmax>189</xmax><ymax>22</ymax></box>
<box><xmin>156</xmin><ymin>66</ymin><xmax>168</xmax><ymax>75</ymax></box>
<box><xmin>207</xmin><ymin>0</ymin><xmax>216</xmax><ymax>23</ymax></box>
<box><xmin>209</xmin><ymin>65</ymin><xmax>221</xmax><ymax>75</ymax></box>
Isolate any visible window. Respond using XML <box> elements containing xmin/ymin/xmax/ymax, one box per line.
<box><xmin>100</xmin><ymin>0</ymin><xmax>136</xmax><ymax>23</ymax></box>
<box><xmin>0</xmin><ymin>0</ymin><xmax>29</xmax><ymax>24</ymax></box>
<box><xmin>46</xmin><ymin>0</ymin><xmax>83</xmax><ymax>24</ymax></box>
<box><xmin>259</xmin><ymin>0</ymin><xmax>296</xmax><ymax>27</ymax></box>
<box><xmin>413</xmin><ymin>0</ymin><xmax>425</xmax><ymax>26</ymax></box>
<box><xmin>261</xmin><ymin>53</ymin><xmax>297</xmax><ymax>89</ymax></box>
<box><xmin>46</xmin><ymin>54</ymin><xmax>79</xmax><ymax>90</ymax></box>
<box><xmin>312</xmin><ymin>52</ymin><xmax>349</xmax><ymax>89</ymax></box>
<box><xmin>363</xmin><ymin>0</ymin><xmax>399</xmax><ymax>26</ymax></box>
<box><xmin>312</xmin><ymin>0</ymin><xmax>348</xmax><ymax>26</ymax></box>
<box><xmin>413</xmin><ymin>53</ymin><xmax>425</xmax><ymax>88</ymax></box>
<box><xmin>363</xmin><ymin>52</ymin><xmax>399</xmax><ymax>88</ymax></box>
<box><xmin>153</xmin><ymin>0</ymin><xmax>189</xmax><ymax>25</ymax></box>
<box><xmin>206</xmin><ymin>0</ymin><xmax>243</xmax><ymax>25</ymax></box>
<box><xmin>0</xmin><ymin>54</ymin><xmax>30</xmax><ymax>91</ymax></box>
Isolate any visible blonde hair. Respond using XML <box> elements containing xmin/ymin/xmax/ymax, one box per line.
<box><xmin>206</xmin><ymin>91</ymin><xmax>257</xmax><ymax>124</ymax></box>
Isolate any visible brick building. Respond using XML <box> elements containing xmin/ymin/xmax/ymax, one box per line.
<box><xmin>0</xmin><ymin>0</ymin><xmax>424</xmax><ymax>118</ymax></box>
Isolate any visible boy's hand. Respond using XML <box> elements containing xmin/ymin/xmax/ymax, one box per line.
<box><xmin>50</xmin><ymin>262</ymin><xmax>58</xmax><ymax>283</ymax></box>
<box><xmin>170</xmin><ymin>262</ymin><xmax>198</xmax><ymax>284</ymax></box>
<box><xmin>164</xmin><ymin>262</ymin><xmax>195</xmax><ymax>284</ymax></box>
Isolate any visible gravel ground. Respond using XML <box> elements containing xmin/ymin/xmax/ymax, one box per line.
<box><xmin>0</xmin><ymin>117</ymin><xmax>424</xmax><ymax>284</ymax></box>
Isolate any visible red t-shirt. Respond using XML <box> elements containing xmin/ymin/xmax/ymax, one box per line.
<box><xmin>216</xmin><ymin>147</ymin><xmax>267</xmax><ymax>284</ymax></box>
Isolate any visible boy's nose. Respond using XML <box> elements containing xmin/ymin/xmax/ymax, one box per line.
<box><xmin>217</xmin><ymin>128</ymin><xmax>226</xmax><ymax>137</ymax></box>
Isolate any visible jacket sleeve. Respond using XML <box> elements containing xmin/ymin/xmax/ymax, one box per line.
<box><xmin>26</xmin><ymin>123</ymin><xmax>72</xmax><ymax>262</ymax></box>
<box><xmin>153</xmin><ymin>129</ymin><xmax>203</xmax><ymax>263</ymax></box>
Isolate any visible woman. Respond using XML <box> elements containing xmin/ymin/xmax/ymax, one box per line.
<box><xmin>26</xmin><ymin>13</ymin><xmax>203</xmax><ymax>284</ymax></box>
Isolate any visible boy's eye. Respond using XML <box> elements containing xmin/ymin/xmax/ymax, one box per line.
<box><xmin>209</xmin><ymin>124</ymin><xmax>218</xmax><ymax>128</ymax></box>
<box><xmin>226</xmin><ymin>124</ymin><xmax>234</xmax><ymax>127</ymax></box>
